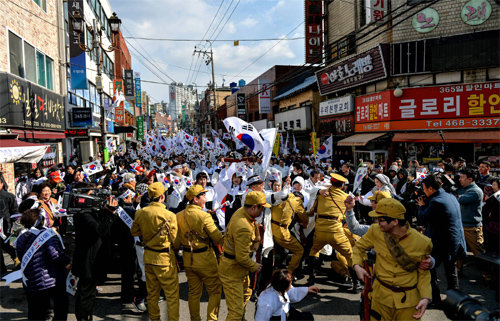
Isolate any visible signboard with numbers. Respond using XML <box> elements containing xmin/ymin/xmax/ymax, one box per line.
<box><xmin>355</xmin><ymin>82</ymin><xmax>500</xmax><ymax>132</ymax></box>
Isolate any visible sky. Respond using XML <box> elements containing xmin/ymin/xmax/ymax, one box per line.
<box><xmin>109</xmin><ymin>0</ymin><xmax>305</xmax><ymax>104</ymax></box>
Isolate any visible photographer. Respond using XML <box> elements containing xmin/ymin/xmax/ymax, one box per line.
<box><xmin>72</xmin><ymin>196</ymin><xmax>118</xmax><ymax>320</ymax></box>
<box><xmin>416</xmin><ymin>175</ymin><xmax>466</xmax><ymax>305</ymax></box>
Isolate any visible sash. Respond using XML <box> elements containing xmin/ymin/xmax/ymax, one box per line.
<box><xmin>383</xmin><ymin>232</ymin><xmax>418</xmax><ymax>272</ymax></box>
<box><xmin>2</xmin><ymin>228</ymin><xmax>63</xmax><ymax>285</ymax></box>
<box><xmin>116</xmin><ymin>206</ymin><xmax>134</xmax><ymax>229</ymax></box>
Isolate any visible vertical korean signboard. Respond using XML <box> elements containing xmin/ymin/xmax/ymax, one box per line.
<box><xmin>124</xmin><ymin>70</ymin><xmax>134</xmax><ymax>99</ymax></box>
<box><xmin>237</xmin><ymin>93</ymin><xmax>246</xmax><ymax>120</ymax></box>
<box><xmin>114</xmin><ymin>79</ymin><xmax>125</xmax><ymax>124</ymax></box>
<box><xmin>305</xmin><ymin>0</ymin><xmax>323</xmax><ymax>64</ymax></box>
<box><xmin>136</xmin><ymin>116</ymin><xmax>144</xmax><ymax>140</ymax></box>
<box><xmin>259</xmin><ymin>79</ymin><xmax>271</xmax><ymax>114</ymax></box>
<box><xmin>135</xmin><ymin>73</ymin><xmax>141</xmax><ymax>109</ymax></box>
<box><xmin>68</xmin><ymin>0</ymin><xmax>87</xmax><ymax>89</ymax></box>
<box><xmin>367</xmin><ymin>0</ymin><xmax>388</xmax><ymax>23</ymax></box>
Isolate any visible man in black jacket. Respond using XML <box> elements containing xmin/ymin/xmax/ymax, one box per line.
<box><xmin>0</xmin><ymin>173</ymin><xmax>19</xmax><ymax>275</ymax></box>
<box><xmin>72</xmin><ymin>197</ymin><xmax>117</xmax><ymax>320</ymax></box>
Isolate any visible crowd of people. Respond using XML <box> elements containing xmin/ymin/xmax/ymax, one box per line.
<box><xmin>0</xmin><ymin>145</ymin><xmax>498</xmax><ymax>321</ymax></box>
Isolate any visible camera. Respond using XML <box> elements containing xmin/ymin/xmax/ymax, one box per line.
<box><xmin>62</xmin><ymin>188</ymin><xmax>112</xmax><ymax>215</ymax></box>
<box><xmin>443</xmin><ymin>289</ymin><xmax>498</xmax><ymax>321</ymax></box>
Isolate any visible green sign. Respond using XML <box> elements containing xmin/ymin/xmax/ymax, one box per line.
<box><xmin>412</xmin><ymin>8</ymin><xmax>439</xmax><ymax>33</ymax></box>
<box><xmin>461</xmin><ymin>0</ymin><xmax>491</xmax><ymax>25</ymax></box>
<box><xmin>104</xmin><ymin>147</ymin><xmax>109</xmax><ymax>163</ymax></box>
<box><xmin>137</xmin><ymin>116</ymin><xmax>144</xmax><ymax>140</ymax></box>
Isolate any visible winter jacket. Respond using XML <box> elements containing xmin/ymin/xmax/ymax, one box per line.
<box><xmin>72</xmin><ymin>207</ymin><xmax>116</xmax><ymax>281</ymax></box>
<box><xmin>0</xmin><ymin>189</ymin><xmax>18</xmax><ymax>233</ymax></box>
<box><xmin>16</xmin><ymin>228</ymin><xmax>70</xmax><ymax>292</ymax></box>
<box><xmin>418</xmin><ymin>188</ymin><xmax>466</xmax><ymax>258</ymax></box>
<box><xmin>457</xmin><ymin>183</ymin><xmax>484</xmax><ymax>227</ymax></box>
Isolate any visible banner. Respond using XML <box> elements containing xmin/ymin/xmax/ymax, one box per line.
<box><xmin>135</xmin><ymin>74</ymin><xmax>141</xmax><ymax>108</ymax></box>
<box><xmin>124</xmin><ymin>70</ymin><xmax>134</xmax><ymax>99</ymax></box>
<box><xmin>317</xmin><ymin>135</ymin><xmax>333</xmax><ymax>159</ymax></box>
<box><xmin>68</xmin><ymin>0</ymin><xmax>87</xmax><ymax>89</ymax></box>
<box><xmin>311</xmin><ymin>132</ymin><xmax>318</xmax><ymax>155</ymax></box>
<box><xmin>273</xmin><ymin>133</ymin><xmax>281</xmax><ymax>156</ymax></box>
<box><xmin>136</xmin><ymin>116</ymin><xmax>144</xmax><ymax>140</ymax></box>
<box><xmin>258</xmin><ymin>79</ymin><xmax>271</xmax><ymax>114</ymax></box>
<box><xmin>353</xmin><ymin>166</ymin><xmax>368</xmax><ymax>193</ymax></box>
<box><xmin>82</xmin><ymin>160</ymin><xmax>103</xmax><ymax>177</ymax></box>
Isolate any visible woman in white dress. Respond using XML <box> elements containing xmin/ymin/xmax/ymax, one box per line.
<box><xmin>255</xmin><ymin>269</ymin><xmax>319</xmax><ymax>321</ymax></box>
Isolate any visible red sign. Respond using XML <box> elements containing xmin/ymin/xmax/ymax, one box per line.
<box><xmin>355</xmin><ymin>81</ymin><xmax>500</xmax><ymax>132</ymax></box>
<box><xmin>115</xmin><ymin>106</ymin><xmax>124</xmax><ymax>124</ymax></box>
<box><xmin>65</xmin><ymin>129</ymin><xmax>89</xmax><ymax>137</ymax></box>
<box><xmin>316</xmin><ymin>45</ymin><xmax>388</xmax><ymax>95</ymax></box>
<box><xmin>305</xmin><ymin>0</ymin><xmax>323</xmax><ymax>64</ymax></box>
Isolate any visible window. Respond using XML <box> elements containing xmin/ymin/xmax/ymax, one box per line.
<box><xmin>24</xmin><ymin>43</ymin><xmax>36</xmax><ymax>82</ymax></box>
<box><xmin>36</xmin><ymin>51</ymin><xmax>46</xmax><ymax>87</ymax></box>
<box><xmin>392</xmin><ymin>40</ymin><xmax>430</xmax><ymax>75</ymax></box>
<box><xmin>33</xmin><ymin>0</ymin><xmax>47</xmax><ymax>11</ymax></box>
<box><xmin>9</xmin><ymin>31</ymin><xmax>23</xmax><ymax>77</ymax></box>
<box><xmin>45</xmin><ymin>57</ymin><xmax>53</xmax><ymax>90</ymax></box>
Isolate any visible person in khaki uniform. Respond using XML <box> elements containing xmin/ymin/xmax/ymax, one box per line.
<box><xmin>174</xmin><ymin>185</ymin><xmax>224</xmax><ymax>321</ymax></box>
<box><xmin>131</xmin><ymin>182</ymin><xmax>179</xmax><ymax>321</ymax></box>
<box><xmin>271</xmin><ymin>191</ymin><xmax>308</xmax><ymax>275</ymax></box>
<box><xmin>307</xmin><ymin>173</ymin><xmax>354</xmax><ymax>285</ymax></box>
<box><xmin>218</xmin><ymin>191</ymin><xmax>269</xmax><ymax>321</ymax></box>
<box><xmin>353</xmin><ymin>198</ymin><xmax>433</xmax><ymax>321</ymax></box>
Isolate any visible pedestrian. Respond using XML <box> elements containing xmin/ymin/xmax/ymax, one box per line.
<box><xmin>477</xmin><ymin>160</ymin><xmax>494</xmax><ymax>191</ymax></box>
<box><xmin>353</xmin><ymin>198</ymin><xmax>433</xmax><ymax>321</ymax></box>
<box><xmin>175</xmin><ymin>184</ymin><xmax>224</xmax><ymax>321</ymax></box>
<box><xmin>0</xmin><ymin>172</ymin><xmax>20</xmax><ymax>274</ymax></box>
<box><xmin>16</xmin><ymin>208</ymin><xmax>71</xmax><ymax>321</ymax></box>
<box><xmin>131</xmin><ymin>182</ymin><xmax>179</xmax><ymax>321</ymax></box>
<box><xmin>218</xmin><ymin>191</ymin><xmax>268</xmax><ymax>320</ymax></box>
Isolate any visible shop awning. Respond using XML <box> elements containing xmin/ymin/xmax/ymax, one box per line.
<box><xmin>392</xmin><ymin>130</ymin><xmax>500</xmax><ymax>143</ymax></box>
<box><xmin>0</xmin><ymin>139</ymin><xmax>48</xmax><ymax>163</ymax></box>
<box><xmin>12</xmin><ymin>129</ymin><xmax>66</xmax><ymax>140</ymax></box>
<box><xmin>337</xmin><ymin>133</ymin><xmax>387</xmax><ymax>146</ymax></box>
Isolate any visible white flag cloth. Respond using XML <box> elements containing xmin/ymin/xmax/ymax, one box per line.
<box><xmin>284</xmin><ymin>132</ymin><xmax>290</xmax><ymax>155</ymax></box>
<box><xmin>223</xmin><ymin>117</ymin><xmax>266</xmax><ymax>159</ymax></box>
<box><xmin>111</xmin><ymin>89</ymin><xmax>125</xmax><ymax>108</ymax></box>
<box><xmin>82</xmin><ymin>160</ymin><xmax>104</xmax><ymax>177</ymax></box>
<box><xmin>213</xmin><ymin>182</ymin><xmax>229</xmax><ymax>231</ymax></box>
<box><xmin>317</xmin><ymin>135</ymin><xmax>333</xmax><ymax>160</ymax></box>
<box><xmin>223</xmin><ymin>133</ymin><xmax>231</xmax><ymax>140</ymax></box>
<box><xmin>293</xmin><ymin>134</ymin><xmax>299</xmax><ymax>153</ymax></box>
<box><xmin>202</xmin><ymin>137</ymin><xmax>214</xmax><ymax>150</ymax></box>
<box><xmin>211</xmin><ymin>129</ymin><xmax>219</xmax><ymax>138</ymax></box>
<box><xmin>353</xmin><ymin>167</ymin><xmax>368</xmax><ymax>193</ymax></box>
<box><xmin>258</xmin><ymin>127</ymin><xmax>277</xmax><ymax>174</ymax></box>
<box><xmin>215</xmin><ymin>137</ymin><xmax>230</xmax><ymax>155</ymax></box>
<box><xmin>156</xmin><ymin>173</ymin><xmax>170</xmax><ymax>189</ymax></box>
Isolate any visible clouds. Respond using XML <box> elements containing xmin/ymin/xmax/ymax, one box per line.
<box><xmin>109</xmin><ymin>0</ymin><xmax>304</xmax><ymax>102</ymax></box>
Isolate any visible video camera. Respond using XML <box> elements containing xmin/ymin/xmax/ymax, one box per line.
<box><xmin>443</xmin><ymin>289</ymin><xmax>498</xmax><ymax>321</ymax></box>
<box><xmin>62</xmin><ymin>188</ymin><xmax>112</xmax><ymax>215</ymax></box>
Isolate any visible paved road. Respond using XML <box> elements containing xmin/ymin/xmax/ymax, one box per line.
<box><xmin>1</xmin><ymin>252</ymin><xmax>498</xmax><ymax>320</ymax></box>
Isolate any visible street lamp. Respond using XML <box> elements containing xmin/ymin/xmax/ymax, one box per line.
<box><xmin>71</xmin><ymin>11</ymin><xmax>121</xmax><ymax>159</ymax></box>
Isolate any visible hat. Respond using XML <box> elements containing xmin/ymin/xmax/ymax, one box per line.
<box><xmin>330</xmin><ymin>173</ymin><xmax>348</xmax><ymax>183</ymax></box>
<box><xmin>49</xmin><ymin>172</ymin><xmax>62</xmax><ymax>183</ymax></box>
<box><xmin>375</xmin><ymin>174</ymin><xmax>390</xmax><ymax>186</ymax></box>
<box><xmin>148</xmin><ymin>182</ymin><xmax>165</xmax><ymax>199</ymax></box>
<box><xmin>123</xmin><ymin>173</ymin><xmax>136</xmax><ymax>184</ymax></box>
<box><xmin>245</xmin><ymin>191</ymin><xmax>271</xmax><ymax>208</ymax></box>
<box><xmin>369</xmin><ymin>198</ymin><xmax>406</xmax><ymax>220</ymax></box>
<box><xmin>367</xmin><ymin>191</ymin><xmax>391</xmax><ymax>203</ymax></box>
<box><xmin>186</xmin><ymin>185</ymin><xmax>208</xmax><ymax>201</ymax></box>
<box><xmin>135</xmin><ymin>166</ymin><xmax>145</xmax><ymax>172</ymax></box>
<box><xmin>457</xmin><ymin>157</ymin><xmax>466</xmax><ymax>162</ymax></box>
<box><xmin>388</xmin><ymin>165</ymin><xmax>398</xmax><ymax>172</ymax></box>
<box><xmin>247</xmin><ymin>175</ymin><xmax>264</xmax><ymax>186</ymax></box>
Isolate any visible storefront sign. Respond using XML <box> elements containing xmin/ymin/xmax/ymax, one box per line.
<box><xmin>275</xmin><ymin>107</ymin><xmax>311</xmax><ymax>132</ymax></box>
<box><xmin>320</xmin><ymin>114</ymin><xmax>354</xmax><ymax>136</ymax></box>
<box><xmin>0</xmin><ymin>73</ymin><xmax>65</xmax><ymax>130</ymax></box>
<box><xmin>305</xmin><ymin>0</ymin><xmax>323</xmax><ymax>64</ymax></box>
<box><xmin>461</xmin><ymin>0</ymin><xmax>492</xmax><ymax>25</ymax></box>
<box><xmin>316</xmin><ymin>45</ymin><xmax>388</xmax><ymax>95</ymax></box>
<box><xmin>259</xmin><ymin>79</ymin><xmax>271</xmax><ymax>114</ymax></box>
<box><xmin>135</xmin><ymin>74</ymin><xmax>141</xmax><ymax>109</ymax></box>
<box><xmin>124</xmin><ymin>70</ymin><xmax>134</xmax><ymax>99</ymax></box>
<box><xmin>412</xmin><ymin>8</ymin><xmax>439</xmax><ymax>33</ymax></box>
<box><xmin>355</xmin><ymin>82</ymin><xmax>500</xmax><ymax>132</ymax></box>
<box><xmin>115</xmin><ymin>107</ymin><xmax>124</xmax><ymax>124</ymax></box>
<box><xmin>68</xmin><ymin>0</ymin><xmax>87</xmax><ymax>90</ymax></box>
<box><xmin>367</xmin><ymin>0</ymin><xmax>388</xmax><ymax>23</ymax></box>
<box><xmin>237</xmin><ymin>93</ymin><xmax>246</xmax><ymax>118</ymax></box>
<box><xmin>137</xmin><ymin>116</ymin><xmax>144</xmax><ymax>140</ymax></box>
<box><xmin>319</xmin><ymin>95</ymin><xmax>354</xmax><ymax>116</ymax></box>
<box><xmin>71</xmin><ymin>108</ymin><xmax>92</xmax><ymax>127</ymax></box>
<box><xmin>107</xmin><ymin>120</ymin><xmax>114</xmax><ymax>133</ymax></box>
<box><xmin>65</xmin><ymin>128</ymin><xmax>88</xmax><ymax>137</ymax></box>
<box><xmin>125</xmin><ymin>111</ymin><xmax>135</xmax><ymax>127</ymax></box>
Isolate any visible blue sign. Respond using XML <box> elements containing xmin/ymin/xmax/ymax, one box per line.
<box><xmin>124</xmin><ymin>100</ymin><xmax>134</xmax><ymax>115</ymax></box>
<box><xmin>107</xmin><ymin>120</ymin><xmax>114</xmax><ymax>133</ymax></box>
<box><xmin>135</xmin><ymin>77</ymin><xmax>141</xmax><ymax>108</ymax></box>
<box><xmin>68</xmin><ymin>0</ymin><xmax>87</xmax><ymax>89</ymax></box>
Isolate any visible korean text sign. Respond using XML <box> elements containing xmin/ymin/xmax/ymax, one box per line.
<box><xmin>355</xmin><ymin>82</ymin><xmax>500</xmax><ymax>132</ymax></box>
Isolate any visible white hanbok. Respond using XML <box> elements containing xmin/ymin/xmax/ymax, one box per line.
<box><xmin>255</xmin><ymin>286</ymin><xmax>309</xmax><ymax>321</ymax></box>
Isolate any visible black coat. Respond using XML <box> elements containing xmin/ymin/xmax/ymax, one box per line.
<box><xmin>72</xmin><ymin>208</ymin><xmax>116</xmax><ymax>281</ymax></box>
<box><xmin>0</xmin><ymin>189</ymin><xmax>18</xmax><ymax>232</ymax></box>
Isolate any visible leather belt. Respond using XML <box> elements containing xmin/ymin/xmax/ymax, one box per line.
<box><xmin>271</xmin><ymin>219</ymin><xmax>287</xmax><ymax>228</ymax></box>
<box><xmin>317</xmin><ymin>214</ymin><xmax>338</xmax><ymax>220</ymax></box>
<box><xmin>374</xmin><ymin>275</ymin><xmax>417</xmax><ymax>303</ymax></box>
<box><xmin>223</xmin><ymin>252</ymin><xmax>236</xmax><ymax>259</ymax></box>
<box><xmin>144</xmin><ymin>246</ymin><xmax>170</xmax><ymax>253</ymax></box>
<box><xmin>183</xmin><ymin>246</ymin><xmax>208</xmax><ymax>253</ymax></box>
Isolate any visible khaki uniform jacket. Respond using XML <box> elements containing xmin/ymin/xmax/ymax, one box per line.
<box><xmin>353</xmin><ymin>224</ymin><xmax>433</xmax><ymax>309</ymax></box>
<box><xmin>310</xmin><ymin>186</ymin><xmax>348</xmax><ymax>232</ymax></box>
<box><xmin>174</xmin><ymin>204</ymin><xmax>223</xmax><ymax>251</ymax></box>
<box><xmin>131</xmin><ymin>202</ymin><xmax>178</xmax><ymax>266</ymax></box>
<box><xmin>271</xmin><ymin>194</ymin><xmax>308</xmax><ymax>228</ymax></box>
<box><xmin>222</xmin><ymin>207</ymin><xmax>260</xmax><ymax>274</ymax></box>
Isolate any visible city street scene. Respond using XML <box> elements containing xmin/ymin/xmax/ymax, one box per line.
<box><xmin>0</xmin><ymin>0</ymin><xmax>499</xmax><ymax>320</ymax></box>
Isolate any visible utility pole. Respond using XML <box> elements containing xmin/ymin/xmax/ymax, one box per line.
<box><xmin>193</xmin><ymin>47</ymin><xmax>217</xmax><ymax>131</ymax></box>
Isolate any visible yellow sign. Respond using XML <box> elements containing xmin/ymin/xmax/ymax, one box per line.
<box><xmin>423</xmin><ymin>157</ymin><xmax>442</xmax><ymax>164</ymax></box>
<box><xmin>311</xmin><ymin>132</ymin><xmax>318</xmax><ymax>155</ymax></box>
<box><xmin>273</xmin><ymin>133</ymin><xmax>281</xmax><ymax>156</ymax></box>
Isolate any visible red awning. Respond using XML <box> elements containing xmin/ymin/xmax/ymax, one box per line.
<box><xmin>0</xmin><ymin>139</ymin><xmax>48</xmax><ymax>148</ymax></box>
<box><xmin>392</xmin><ymin>130</ymin><xmax>500</xmax><ymax>143</ymax></box>
<box><xmin>12</xmin><ymin>129</ymin><xmax>66</xmax><ymax>140</ymax></box>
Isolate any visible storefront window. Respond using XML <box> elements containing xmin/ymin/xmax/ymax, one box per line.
<box><xmin>8</xmin><ymin>31</ymin><xmax>23</xmax><ymax>77</ymax></box>
<box><xmin>36</xmin><ymin>51</ymin><xmax>46</xmax><ymax>87</ymax></box>
<box><xmin>24</xmin><ymin>42</ymin><xmax>36</xmax><ymax>82</ymax></box>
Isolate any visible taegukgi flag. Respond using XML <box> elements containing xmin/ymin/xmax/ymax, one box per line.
<box><xmin>82</xmin><ymin>160</ymin><xmax>104</xmax><ymax>177</ymax></box>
